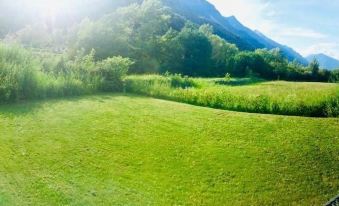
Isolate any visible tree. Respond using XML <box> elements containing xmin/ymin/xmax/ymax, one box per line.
<box><xmin>176</xmin><ymin>23</ymin><xmax>212</xmax><ymax>76</ymax></box>
<box><xmin>200</xmin><ymin>24</ymin><xmax>239</xmax><ymax>76</ymax></box>
<box><xmin>157</xmin><ymin>29</ymin><xmax>184</xmax><ymax>73</ymax></box>
<box><xmin>309</xmin><ymin>58</ymin><xmax>320</xmax><ymax>78</ymax></box>
<box><xmin>75</xmin><ymin>0</ymin><xmax>172</xmax><ymax>74</ymax></box>
<box><xmin>329</xmin><ymin>69</ymin><xmax>339</xmax><ymax>83</ymax></box>
<box><xmin>232</xmin><ymin>52</ymin><xmax>268</xmax><ymax>77</ymax></box>
<box><xmin>255</xmin><ymin>48</ymin><xmax>288</xmax><ymax>79</ymax></box>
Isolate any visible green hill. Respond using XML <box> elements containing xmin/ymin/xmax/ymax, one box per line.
<box><xmin>0</xmin><ymin>95</ymin><xmax>338</xmax><ymax>205</ymax></box>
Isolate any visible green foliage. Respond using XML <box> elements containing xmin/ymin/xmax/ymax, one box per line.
<box><xmin>176</xmin><ymin>24</ymin><xmax>212</xmax><ymax>76</ymax></box>
<box><xmin>157</xmin><ymin>29</ymin><xmax>185</xmax><ymax>73</ymax></box>
<box><xmin>0</xmin><ymin>44</ymin><xmax>133</xmax><ymax>103</ymax></box>
<box><xmin>76</xmin><ymin>17</ymin><xmax>130</xmax><ymax>60</ymax></box>
<box><xmin>255</xmin><ymin>48</ymin><xmax>287</xmax><ymax>79</ymax></box>
<box><xmin>201</xmin><ymin>25</ymin><xmax>239</xmax><ymax>76</ymax></box>
<box><xmin>75</xmin><ymin>0</ymin><xmax>172</xmax><ymax>74</ymax></box>
<box><xmin>165</xmin><ymin>73</ymin><xmax>198</xmax><ymax>88</ymax></box>
<box><xmin>97</xmin><ymin>56</ymin><xmax>133</xmax><ymax>91</ymax></box>
<box><xmin>322</xmin><ymin>93</ymin><xmax>339</xmax><ymax>117</ymax></box>
<box><xmin>38</xmin><ymin>75</ymin><xmax>90</xmax><ymax>98</ymax></box>
<box><xmin>232</xmin><ymin>51</ymin><xmax>268</xmax><ymax>77</ymax></box>
<box><xmin>125</xmin><ymin>74</ymin><xmax>198</xmax><ymax>98</ymax></box>
<box><xmin>309</xmin><ymin>58</ymin><xmax>320</xmax><ymax>77</ymax></box>
<box><xmin>329</xmin><ymin>69</ymin><xmax>339</xmax><ymax>82</ymax></box>
<box><xmin>0</xmin><ymin>44</ymin><xmax>40</xmax><ymax>102</ymax></box>
<box><xmin>224</xmin><ymin>73</ymin><xmax>232</xmax><ymax>82</ymax></box>
<box><xmin>125</xmin><ymin>75</ymin><xmax>339</xmax><ymax>117</ymax></box>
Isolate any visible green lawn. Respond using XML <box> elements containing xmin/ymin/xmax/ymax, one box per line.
<box><xmin>0</xmin><ymin>94</ymin><xmax>338</xmax><ymax>205</ymax></box>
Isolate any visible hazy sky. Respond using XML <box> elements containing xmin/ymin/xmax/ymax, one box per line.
<box><xmin>207</xmin><ymin>0</ymin><xmax>339</xmax><ymax>59</ymax></box>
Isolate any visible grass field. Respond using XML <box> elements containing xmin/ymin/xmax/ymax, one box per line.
<box><xmin>0</xmin><ymin>94</ymin><xmax>338</xmax><ymax>205</ymax></box>
<box><xmin>125</xmin><ymin>75</ymin><xmax>339</xmax><ymax>117</ymax></box>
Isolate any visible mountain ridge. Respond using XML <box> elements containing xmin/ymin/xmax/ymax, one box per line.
<box><xmin>306</xmin><ymin>53</ymin><xmax>339</xmax><ymax>70</ymax></box>
<box><xmin>161</xmin><ymin>0</ymin><xmax>308</xmax><ymax>65</ymax></box>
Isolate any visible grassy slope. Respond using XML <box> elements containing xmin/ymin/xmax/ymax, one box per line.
<box><xmin>0</xmin><ymin>94</ymin><xmax>338</xmax><ymax>205</ymax></box>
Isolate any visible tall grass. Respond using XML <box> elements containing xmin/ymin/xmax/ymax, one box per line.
<box><xmin>0</xmin><ymin>44</ymin><xmax>133</xmax><ymax>103</ymax></box>
<box><xmin>0</xmin><ymin>44</ymin><xmax>40</xmax><ymax>102</ymax></box>
<box><xmin>125</xmin><ymin>75</ymin><xmax>339</xmax><ymax>117</ymax></box>
<box><xmin>1</xmin><ymin>43</ymin><xmax>338</xmax><ymax>117</ymax></box>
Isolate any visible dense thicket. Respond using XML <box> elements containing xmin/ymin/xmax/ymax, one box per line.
<box><xmin>0</xmin><ymin>44</ymin><xmax>133</xmax><ymax>103</ymax></box>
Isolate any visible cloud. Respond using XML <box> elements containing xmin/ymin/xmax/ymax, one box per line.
<box><xmin>208</xmin><ymin>0</ymin><xmax>339</xmax><ymax>59</ymax></box>
<box><xmin>208</xmin><ymin>0</ymin><xmax>327</xmax><ymax>40</ymax></box>
<box><xmin>279</xmin><ymin>27</ymin><xmax>327</xmax><ymax>39</ymax></box>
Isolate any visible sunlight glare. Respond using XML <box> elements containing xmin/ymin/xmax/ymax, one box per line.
<box><xmin>41</xmin><ymin>0</ymin><xmax>65</xmax><ymax>19</ymax></box>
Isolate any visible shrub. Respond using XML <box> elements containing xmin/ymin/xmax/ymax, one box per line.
<box><xmin>167</xmin><ymin>73</ymin><xmax>198</xmax><ymax>88</ymax></box>
<box><xmin>97</xmin><ymin>56</ymin><xmax>133</xmax><ymax>92</ymax></box>
<box><xmin>224</xmin><ymin>73</ymin><xmax>231</xmax><ymax>83</ymax></box>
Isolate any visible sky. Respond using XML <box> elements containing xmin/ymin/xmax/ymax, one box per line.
<box><xmin>207</xmin><ymin>0</ymin><xmax>339</xmax><ymax>59</ymax></box>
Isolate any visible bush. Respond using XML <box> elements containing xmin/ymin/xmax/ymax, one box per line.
<box><xmin>166</xmin><ymin>73</ymin><xmax>198</xmax><ymax>88</ymax></box>
<box><xmin>97</xmin><ymin>56</ymin><xmax>133</xmax><ymax>92</ymax></box>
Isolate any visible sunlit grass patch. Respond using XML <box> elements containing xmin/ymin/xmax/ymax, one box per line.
<box><xmin>0</xmin><ymin>94</ymin><xmax>338</xmax><ymax>205</ymax></box>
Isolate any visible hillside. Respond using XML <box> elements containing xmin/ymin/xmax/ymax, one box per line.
<box><xmin>0</xmin><ymin>94</ymin><xmax>338</xmax><ymax>205</ymax></box>
<box><xmin>161</xmin><ymin>0</ymin><xmax>308</xmax><ymax>64</ymax></box>
<box><xmin>0</xmin><ymin>0</ymin><xmax>307</xmax><ymax>64</ymax></box>
<box><xmin>306</xmin><ymin>53</ymin><xmax>339</xmax><ymax>70</ymax></box>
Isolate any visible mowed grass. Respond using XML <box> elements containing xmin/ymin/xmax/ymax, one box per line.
<box><xmin>125</xmin><ymin>75</ymin><xmax>339</xmax><ymax>117</ymax></box>
<box><xmin>0</xmin><ymin>94</ymin><xmax>338</xmax><ymax>205</ymax></box>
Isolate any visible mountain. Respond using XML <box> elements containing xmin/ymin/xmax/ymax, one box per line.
<box><xmin>0</xmin><ymin>0</ymin><xmax>308</xmax><ymax>65</ymax></box>
<box><xmin>161</xmin><ymin>0</ymin><xmax>308</xmax><ymax>65</ymax></box>
<box><xmin>306</xmin><ymin>54</ymin><xmax>339</xmax><ymax>70</ymax></box>
<box><xmin>253</xmin><ymin>30</ymin><xmax>308</xmax><ymax>65</ymax></box>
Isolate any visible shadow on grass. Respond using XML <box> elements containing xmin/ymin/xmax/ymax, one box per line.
<box><xmin>215</xmin><ymin>78</ymin><xmax>264</xmax><ymax>86</ymax></box>
<box><xmin>0</xmin><ymin>93</ymin><xmax>128</xmax><ymax>117</ymax></box>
